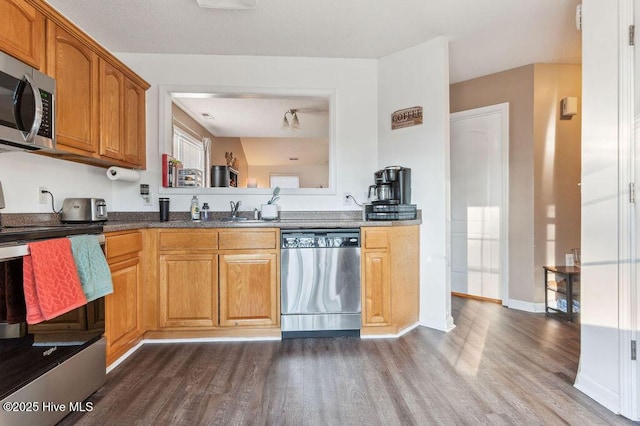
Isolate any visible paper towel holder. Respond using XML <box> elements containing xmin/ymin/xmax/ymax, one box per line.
<box><xmin>106</xmin><ymin>166</ymin><xmax>140</xmax><ymax>182</ymax></box>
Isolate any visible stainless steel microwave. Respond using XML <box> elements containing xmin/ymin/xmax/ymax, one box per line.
<box><xmin>0</xmin><ymin>51</ymin><xmax>55</xmax><ymax>152</ymax></box>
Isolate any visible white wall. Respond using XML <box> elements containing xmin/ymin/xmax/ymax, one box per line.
<box><xmin>114</xmin><ymin>53</ymin><xmax>378</xmax><ymax>214</ymax></box>
<box><xmin>574</xmin><ymin>0</ymin><xmax>622</xmax><ymax>414</ymax></box>
<box><xmin>378</xmin><ymin>37</ymin><xmax>454</xmax><ymax>331</ymax></box>
<box><xmin>0</xmin><ymin>152</ymin><xmax>112</xmax><ymax>213</ymax></box>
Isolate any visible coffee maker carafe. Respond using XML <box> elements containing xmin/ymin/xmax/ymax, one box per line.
<box><xmin>369</xmin><ymin>166</ymin><xmax>411</xmax><ymax>205</ymax></box>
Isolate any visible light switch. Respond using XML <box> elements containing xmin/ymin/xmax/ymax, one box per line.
<box><xmin>561</xmin><ymin>97</ymin><xmax>578</xmax><ymax>118</ymax></box>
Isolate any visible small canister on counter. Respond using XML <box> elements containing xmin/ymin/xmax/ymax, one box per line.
<box><xmin>159</xmin><ymin>197</ymin><xmax>170</xmax><ymax>221</ymax></box>
<box><xmin>200</xmin><ymin>202</ymin><xmax>210</xmax><ymax>221</ymax></box>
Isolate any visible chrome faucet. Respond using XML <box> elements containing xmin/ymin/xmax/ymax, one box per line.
<box><xmin>230</xmin><ymin>201</ymin><xmax>241</xmax><ymax>218</ymax></box>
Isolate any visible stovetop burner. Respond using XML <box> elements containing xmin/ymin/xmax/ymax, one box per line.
<box><xmin>0</xmin><ymin>223</ymin><xmax>104</xmax><ymax>246</ymax></box>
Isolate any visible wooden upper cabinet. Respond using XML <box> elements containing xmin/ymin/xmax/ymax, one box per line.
<box><xmin>0</xmin><ymin>0</ymin><xmax>45</xmax><ymax>68</ymax></box>
<box><xmin>99</xmin><ymin>59</ymin><xmax>124</xmax><ymax>160</ymax></box>
<box><xmin>123</xmin><ymin>78</ymin><xmax>146</xmax><ymax>168</ymax></box>
<box><xmin>46</xmin><ymin>21</ymin><xmax>99</xmax><ymax>156</ymax></box>
<box><xmin>99</xmin><ymin>59</ymin><xmax>147</xmax><ymax>167</ymax></box>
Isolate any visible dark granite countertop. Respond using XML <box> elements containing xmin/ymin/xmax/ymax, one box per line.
<box><xmin>0</xmin><ymin>210</ymin><xmax>422</xmax><ymax>234</ymax></box>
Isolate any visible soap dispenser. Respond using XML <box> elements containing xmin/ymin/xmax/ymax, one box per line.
<box><xmin>190</xmin><ymin>196</ymin><xmax>200</xmax><ymax>220</ymax></box>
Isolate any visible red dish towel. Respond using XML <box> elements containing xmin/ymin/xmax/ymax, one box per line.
<box><xmin>23</xmin><ymin>238</ymin><xmax>87</xmax><ymax>324</ymax></box>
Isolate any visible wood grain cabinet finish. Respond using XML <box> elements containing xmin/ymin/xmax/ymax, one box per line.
<box><xmin>99</xmin><ymin>59</ymin><xmax>125</xmax><ymax>160</ymax></box>
<box><xmin>363</xmin><ymin>251</ymin><xmax>391</xmax><ymax>327</ymax></box>
<box><xmin>159</xmin><ymin>254</ymin><xmax>218</xmax><ymax>329</ymax></box>
<box><xmin>361</xmin><ymin>226</ymin><xmax>420</xmax><ymax>335</ymax></box>
<box><xmin>99</xmin><ymin>60</ymin><xmax>147</xmax><ymax>167</ymax></box>
<box><xmin>0</xmin><ymin>0</ymin><xmax>44</xmax><ymax>68</ymax></box>
<box><xmin>153</xmin><ymin>228</ymin><xmax>279</xmax><ymax>334</ymax></box>
<box><xmin>123</xmin><ymin>78</ymin><xmax>146</xmax><ymax>168</ymax></box>
<box><xmin>46</xmin><ymin>21</ymin><xmax>100</xmax><ymax>156</ymax></box>
<box><xmin>0</xmin><ymin>0</ymin><xmax>151</xmax><ymax>169</ymax></box>
<box><xmin>105</xmin><ymin>231</ymin><xmax>143</xmax><ymax>364</ymax></box>
<box><xmin>219</xmin><ymin>253</ymin><xmax>278</xmax><ymax>327</ymax></box>
<box><xmin>157</xmin><ymin>229</ymin><xmax>218</xmax><ymax>329</ymax></box>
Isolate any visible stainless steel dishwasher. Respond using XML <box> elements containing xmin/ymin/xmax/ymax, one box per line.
<box><xmin>281</xmin><ymin>229</ymin><xmax>361</xmax><ymax>338</ymax></box>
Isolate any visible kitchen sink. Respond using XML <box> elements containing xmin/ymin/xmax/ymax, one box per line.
<box><xmin>219</xmin><ymin>217</ymin><xmax>268</xmax><ymax>223</ymax></box>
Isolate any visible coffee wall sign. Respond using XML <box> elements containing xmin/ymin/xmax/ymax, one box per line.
<box><xmin>391</xmin><ymin>106</ymin><xmax>423</xmax><ymax>130</ymax></box>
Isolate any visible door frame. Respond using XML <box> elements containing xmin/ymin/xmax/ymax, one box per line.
<box><xmin>450</xmin><ymin>103</ymin><xmax>510</xmax><ymax>304</ymax></box>
<box><xmin>621</xmin><ymin>0</ymin><xmax>638</xmax><ymax>419</ymax></box>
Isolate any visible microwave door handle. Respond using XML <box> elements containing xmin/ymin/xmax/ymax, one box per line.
<box><xmin>21</xmin><ymin>74</ymin><xmax>43</xmax><ymax>142</ymax></box>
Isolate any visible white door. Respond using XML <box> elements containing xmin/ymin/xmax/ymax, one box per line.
<box><xmin>450</xmin><ymin>103</ymin><xmax>509</xmax><ymax>303</ymax></box>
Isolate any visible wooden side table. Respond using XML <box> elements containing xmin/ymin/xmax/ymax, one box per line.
<box><xmin>543</xmin><ymin>266</ymin><xmax>581</xmax><ymax>322</ymax></box>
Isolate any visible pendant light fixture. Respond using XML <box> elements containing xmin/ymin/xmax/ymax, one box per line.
<box><xmin>281</xmin><ymin>109</ymin><xmax>300</xmax><ymax>131</ymax></box>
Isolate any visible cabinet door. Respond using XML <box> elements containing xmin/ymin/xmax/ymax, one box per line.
<box><xmin>0</xmin><ymin>0</ymin><xmax>44</xmax><ymax>69</ymax></box>
<box><xmin>46</xmin><ymin>22</ymin><xmax>99</xmax><ymax>155</ymax></box>
<box><xmin>159</xmin><ymin>254</ymin><xmax>218</xmax><ymax>328</ymax></box>
<box><xmin>362</xmin><ymin>251</ymin><xmax>391</xmax><ymax>327</ymax></box>
<box><xmin>123</xmin><ymin>77</ymin><xmax>146</xmax><ymax>168</ymax></box>
<box><xmin>219</xmin><ymin>253</ymin><xmax>278</xmax><ymax>327</ymax></box>
<box><xmin>99</xmin><ymin>59</ymin><xmax>124</xmax><ymax>160</ymax></box>
<box><xmin>105</xmin><ymin>257</ymin><xmax>141</xmax><ymax>354</ymax></box>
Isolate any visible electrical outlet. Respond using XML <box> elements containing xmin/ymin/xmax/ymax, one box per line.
<box><xmin>143</xmin><ymin>191</ymin><xmax>153</xmax><ymax>206</ymax></box>
<box><xmin>38</xmin><ymin>186</ymin><xmax>48</xmax><ymax>204</ymax></box>
<box><xmin>343</xmin><ymin>192</ymin><xmax>353</xmax><ymax>206</ymax></box>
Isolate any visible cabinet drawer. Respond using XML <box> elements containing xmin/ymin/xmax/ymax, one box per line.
<box><xmin>363</xmin><ymin>229</ymin><xmax>389</xmax><ymax>249</ymax></box>
<box><xmin>159</xmin><ymin>230</ymin><xmax>218</xmax><ymax>251</ymax></box>
<box><xmin>218</xmin><ymin>229</ymin><xmax>277</xmax><ymax>250</ymax></box>
<box><xmin>106</xmin><ymin>231</ymin><xmax>142</xmax><ymax>261</ymax></box>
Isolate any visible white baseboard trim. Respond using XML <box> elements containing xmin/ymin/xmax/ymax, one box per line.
<box><xmin>142</xmin><ymin>336</ymin><xmax>282</xmax><ymax>344</ymax></box>
<box><xmin>574</xmin><ymin>373</ymin><xmax>621</xmax><ymax>415</ymax></box>
<box><xmin>420</xmin><ymin>314</ymin><xmax>456</xmax><ymax>332</ymax></box>
<box><xmin>361</xmin><ymin>322</ymin><xmax>421</xmax><ymax>339</ymax></box>
<box><xmin>507</xmin><ymin>299</ymin><xmax>546</xmax><ymax>313</ymax></box>
<box><xmin>106</xmin><ymin>341</ymin><xmax>144</xmax><ymax>374</ymax></box>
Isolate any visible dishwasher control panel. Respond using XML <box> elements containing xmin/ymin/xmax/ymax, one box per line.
<box><xmin>281</xmin><ymin>229</ymin><xmax>360</xmax><ymax>249</ymax></box>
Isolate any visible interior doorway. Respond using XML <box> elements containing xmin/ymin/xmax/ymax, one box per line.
<box><xmin>450</xmin><ymin>103</ymin><xmax>509</xmax><ymax>304</ymax></box>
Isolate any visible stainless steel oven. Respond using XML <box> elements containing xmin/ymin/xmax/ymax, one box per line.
<box><xmin>0</xmin><ymin>224</ymin><xmax>106</xmax><ymax>426</ymax></box>
<box><xmin>281</xmin><ymin>229</ymin><xmax>361</xmax><ymax>338</ymax></box>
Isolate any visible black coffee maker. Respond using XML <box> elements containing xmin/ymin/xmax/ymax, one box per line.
<box><xmin>369</xmin><ymin>166</ymin><xmax>411</xmax><ymax>204</ymax></box>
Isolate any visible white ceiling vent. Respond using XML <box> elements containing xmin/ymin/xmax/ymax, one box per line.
<box><xmin>196</xmin><ymin>0</ymin><xmax>256</xmax><ymax>9</ymax></box>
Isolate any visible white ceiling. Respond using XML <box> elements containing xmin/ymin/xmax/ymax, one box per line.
<box><xmin>45</xmin><ymin>0</ymin><xmax>582</xmax><ymax>84</ymax></box>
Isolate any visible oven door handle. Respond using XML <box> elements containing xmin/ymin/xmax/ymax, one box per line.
<box><xmin>0</xmin><ymin>234</ymin><xmax>105</xmax><ymax>261</ymax></box>
<box><xmin>0</xmin><ymin>244</ymin><xmax>29</xmax><ymax>261</ymax></box>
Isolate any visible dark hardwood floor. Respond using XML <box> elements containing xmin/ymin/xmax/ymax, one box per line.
<box><xmin>59</xmin><ymin>297</ymin><xmax>635</xmax><ymax>425</ymax></box>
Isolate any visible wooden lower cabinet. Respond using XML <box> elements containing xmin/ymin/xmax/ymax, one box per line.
<box><xmin>158</xmin><ymin>254</ymin><xmax>218</xmax><ymax>328</ymax></box>
<box><xmin>363</xmin><ymin>251</ymin><xmax>391</xmax><ymax>327</ymax></box>
<box><xmin>105</xmin><ymin>230</ymin><xmax>143</xmax><ymax>364</ymax></box>
<box><xmin>361</xmin><ymin>225</ymin><xmax>420</xmax><ymax>335</ymax></box>
<box><xmin>219</xmin><ymin>253</ymin><xmax>278</xmax><ymax>327</ymax></box>
<box><xmin>106</xmin><ymin>257</ymin><xmax>141</xmax><ymax>356</ymax></box>
<box><xmin>151</xmin><ymin>228</ymin><xmax>279</xmax><ymax>336</ymax></box>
